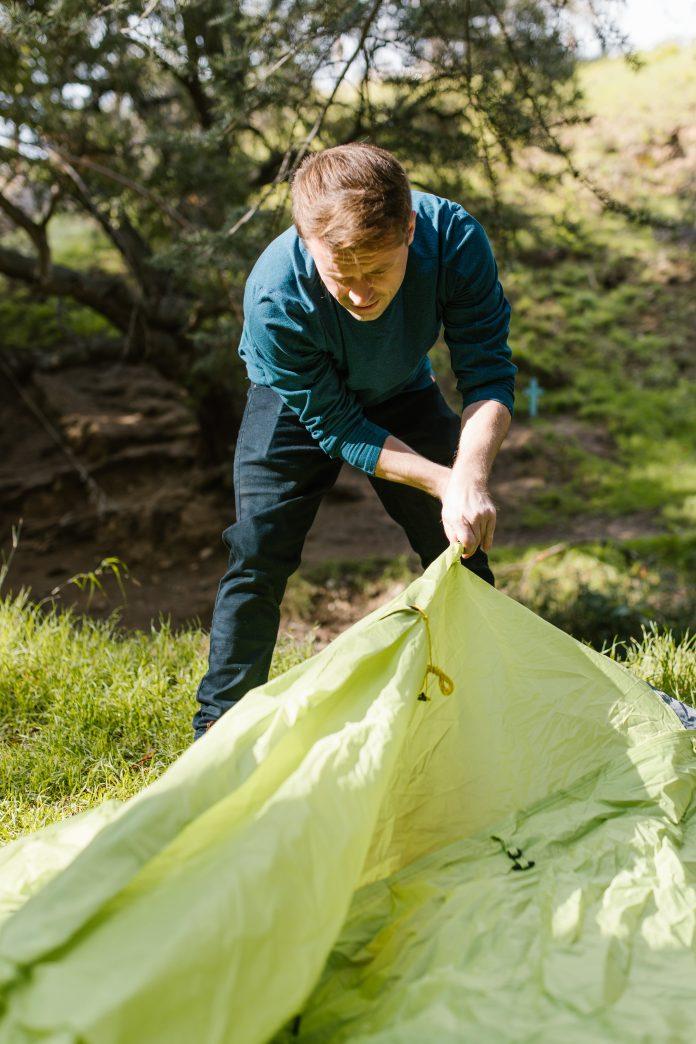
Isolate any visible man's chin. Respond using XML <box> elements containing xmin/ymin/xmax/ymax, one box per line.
<box><xmin>344</xmin><ymin>300</ymin><xmax>387</xmax><ymax>321</ymax></box>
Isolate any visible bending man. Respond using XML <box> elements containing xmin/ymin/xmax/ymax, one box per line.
<box><xmin>193</xmin><ymin>142</ymin><xmax>516</xmax><ymax>740</ymax></box>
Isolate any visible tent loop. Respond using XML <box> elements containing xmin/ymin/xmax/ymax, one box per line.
<box><xmin>491</xmin><ymin>835</ymin><xmax>536</xmax><ymax>872</ymax></box>
<box><xmin>381</xmin><ymin>603</ymin><xmax>454</xmax><ymax>703</ymax></box>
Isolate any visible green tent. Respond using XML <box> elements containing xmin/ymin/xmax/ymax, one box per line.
<box><xmin>0</xmin><ymin>545</ymin><xmax>694</xmax><ymax>1041</ymax></box>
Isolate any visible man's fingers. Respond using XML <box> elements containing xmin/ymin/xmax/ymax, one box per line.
<box><xmin>442</xmin><ymin>489</ymin><xmax>498</xmax><ymax>556</ymax></box>
<box><xmin>481</xmin><ymin>512</ymin><xmax>496</xmax><ymax>553</ymax></box>
<box><xmin>459</xmin><ymin>514</ymin><xmax>496</xmax><ymax>557</ymax></box>
<box><xmin>457</xmin><ymin>521</ymin><xmax>479</xmax><ymax>557</ymax></box>
<box><xmin>443</xmin><ymin>517</ymin><xmax>458</xmax><ymax>547</ymax></box>
<box><xmin>443</xmin><ymin>508</ymin><xmax>498</xmax><ymax>556</ymax></box>
<box><xmin>443</xmin><ymin>516</ymin><xmax>476</xmax><ymax>555</ymax></box>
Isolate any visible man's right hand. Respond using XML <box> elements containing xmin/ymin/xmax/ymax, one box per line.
<box><xmin>441</xmin><ymin>477</ymin><xmax>496</xmax><ymax>557</ymax></box>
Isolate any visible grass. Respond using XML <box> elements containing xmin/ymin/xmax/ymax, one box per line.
<box><xmin>0</xmin><ymin>592</ymin><xmax>311</xmax><ymax>844</ymax></box>
<box><xmin>0</xmin><ymin>589</ymin><xmax>694</xmax><ymax>846</ymax></box>
<box><xmin>495</xmin><ymin>540</ymin><xmax>694</xmax><ymax>647</ymax></box>
<box><xmin>606</xmin><ymin>624</ymin><xmax>696</xmax><ymax>703</ymax></box>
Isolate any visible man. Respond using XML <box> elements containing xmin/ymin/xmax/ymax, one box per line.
<box><xmin>193</xmin><ymin>142</ymin><xmax>516</xmax><ymax>740</ymax></box>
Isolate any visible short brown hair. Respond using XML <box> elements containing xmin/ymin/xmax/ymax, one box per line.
<box><xmin>291</xmin><ymin>142</ymin><xmax>412</xmax><ymax>255</ymax></box>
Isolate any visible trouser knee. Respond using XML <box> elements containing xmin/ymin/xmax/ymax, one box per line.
<box><xmin>222</xmin><ymin>517</ymin><xmax>300</xmax><ymax>604</ymax></box>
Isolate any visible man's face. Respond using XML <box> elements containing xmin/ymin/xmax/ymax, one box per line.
<box><xmin>306</xmin><ymin>211</ymin><xmax>416</xmax><ymax>321</ymax></box>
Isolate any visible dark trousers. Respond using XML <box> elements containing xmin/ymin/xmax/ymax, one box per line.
<box><xmin>192</xmin><ymin>380</ymin><xmax>494</xmax><ymax>738</ymax></box>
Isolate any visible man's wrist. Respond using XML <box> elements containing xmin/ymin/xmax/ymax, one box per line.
<box><xmin>428</xmin><ymin>463</ymin><xmax>451</xmax><ymax>501</ymax></box>
<box><xmin>415</xmin><ymin>459</ymin><xmax>450</xmax><ymax>500</ymax></box>
<box><xmin>450</xmin><ymin>461</ymin><xmax>489</xmax><ymax>491</ymax></box>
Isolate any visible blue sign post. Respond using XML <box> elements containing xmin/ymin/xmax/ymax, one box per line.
<box><xmin>524</xmin><ymin>376</ymin><xmax>544</xmax><ymax>418</ymax></box>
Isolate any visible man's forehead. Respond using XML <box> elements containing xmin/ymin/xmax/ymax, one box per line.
<box><xmin>314</xmin><ymin>240</ymin><xmax>402</xmax><ymax>274</ymax></box>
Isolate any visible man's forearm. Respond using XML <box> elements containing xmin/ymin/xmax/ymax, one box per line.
<box><xmin>373</xmin><ymin>400</ymin><xmax>510</xmax><ymax>496</ymax></box>
<box><xmin>374</xmin><ymin>435</ymin><xmax>449</xmax><ymax>498</ymax></box>
<box><xmin>441</xmin><ymin>399</ymin><xmax>511</xmax><ymax>554</ymax></box>
<box><xmin>373</xmin><ymin>398</ymin><xmax>511</xmax><ymax>556</ymax></box>
<box><xmin>451</xmin><ymin>400</ymin><xmax>511</xmax><ymax>488</ymax></box>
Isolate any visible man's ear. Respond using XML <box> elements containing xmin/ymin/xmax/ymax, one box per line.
<box><xmin>407</xmin><ymin>209</ymin><xmax>416</xmax><ymax>245</ymax></box>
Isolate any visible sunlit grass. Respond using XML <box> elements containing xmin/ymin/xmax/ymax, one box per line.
<box><xmin>606</xmin><ymin>624</ymin><xmax>696</xmax><ymax>706</ymax></box>
<box><xmin>0</xmin><ymin>594</ymin><xmax>309</xmax><ymax>844</ymax></box>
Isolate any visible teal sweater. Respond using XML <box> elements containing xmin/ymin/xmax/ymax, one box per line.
<box><xmin>238</xmin><ymin>189</ymin><xmax>516</xmax><ymax>474</ymax></box>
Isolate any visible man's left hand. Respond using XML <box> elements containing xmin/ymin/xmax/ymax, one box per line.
<box><xmin>440</xmin><ymin>478</ymin><xmax>497</xmax><ymax>557</ymax></box>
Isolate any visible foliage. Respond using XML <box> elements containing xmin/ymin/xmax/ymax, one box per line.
<box><xmin>496</xmin><ymin>538</ymin><xmax>695</xmax><ymax>646</ymax></box>
<box><xmin>0</xmin><ymin>0</ymin><xmax>625</xmax><ymax>449</ymax></box>
<box><xmin>283</xmin><ymin>536</ymin><xmax>695</xmax><ymax>649</ymax></box>
<box><xmin>44</xmin><ymin>556</ymin><xmax>131</xmax><ymax>607</ymax></box>
<box><xmin>0</xmin><ymin>520</ymin><xmax>21</xmax><ymax>594</ymax></box>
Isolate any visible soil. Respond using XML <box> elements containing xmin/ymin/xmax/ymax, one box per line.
<box><xmin>0</xmin><ymin>357</ymin><xmax>659</xmax><ymax>642</ymax></box>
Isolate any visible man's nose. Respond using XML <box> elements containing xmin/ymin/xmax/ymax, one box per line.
<box><xmin>347</xmin><ymin>280</ymin><xmax>375</xmax><ymax>305</ymax></box>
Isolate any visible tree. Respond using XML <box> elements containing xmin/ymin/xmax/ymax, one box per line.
<box><xmin>0</xmin><ymin>0</ymin><xmax>615</xmax><ymax>455</ymax></box>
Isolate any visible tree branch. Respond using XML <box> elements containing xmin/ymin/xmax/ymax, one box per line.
<box><xmin>59</xmin><ymin>153</ymin><xmax>193</xmax><ymax>231</ymax></box>
<box><xmin>123</xmin><ymin>30</ymin><xmax>214</xmax><ymax>130</ymax></box>
<box><xmin>0</xmin><ymin>244</ymin><xmax>136</xmax><ymax>333</ymax></box>
<box><xmin>0</xmin><ymin>243</ymin><xmax>197</xmax><ymax>378</ymax></box>
<box><xmin>0</xmin><ymin>135</ymin><xmax>192</xmax><ymax>231</ymax></box>
<box><xmin>42</xmin><ymin>145</ymin><xmax>157</xmax><ymax>295</ymax></box>
<box><xmin>0</xmin><ymin>190</ymin><xmax>52</xmax><ymax>284</ymax></box>
<box><xmin>226</xmin><ymin>0</ymin><xmax>385</xmax><ymax>239</ymax></box>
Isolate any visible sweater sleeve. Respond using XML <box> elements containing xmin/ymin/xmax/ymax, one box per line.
<box><xmin>442</xmin><ymin>218</ymin><xmax>516</xmax><ymax>414</ymax></box>
<box><xmin>244</xmin><ymin>283</ymin><xmax>389</xmax><ymax>475</ymax></box>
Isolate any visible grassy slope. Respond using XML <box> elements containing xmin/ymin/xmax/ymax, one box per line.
<box><xmin>434</xmin><ymin>43</ymin><xmax>695</xmax><ymax>535</ymax></box>
<box><xmin>504</xmin><ymin>45</ymin><xmax>696</xmax><ymax>634</ymax></box>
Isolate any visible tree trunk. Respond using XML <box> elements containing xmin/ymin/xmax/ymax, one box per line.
<box><xmin>0</xmin><ymin>245</ymin><xmax>195</xmax><ymax>382</ymax></box>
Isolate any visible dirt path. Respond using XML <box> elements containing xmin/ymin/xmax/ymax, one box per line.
<box><xmin>0</xmin><ymin>359</ymin><xmax>659</xmax><ymax>639</ymax></box>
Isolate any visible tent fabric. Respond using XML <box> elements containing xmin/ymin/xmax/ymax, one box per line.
<box><xmin>655</xmin><ymin>686</ymin><xmax>696</xmax><ymax>729</ymax></box>
<box><xmin>0</xmin><ymin>544</ymin><xmax>693</xmax><ymax>1042</ymax></box>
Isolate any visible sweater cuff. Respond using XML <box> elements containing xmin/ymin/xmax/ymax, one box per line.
<box><xmin>337</xmin><ymin>419</ymin><xmax>389</xmax><ymax>475</ymax></box>
<box><xmin>460</xmin><ymin>383</ymin><xmax>515</xmax><ymax>417</ymax></box>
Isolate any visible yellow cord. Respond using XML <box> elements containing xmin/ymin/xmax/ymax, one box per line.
<box><xmin>382</xmin><ymin>603</ymin><xmax>454</xmax><ymax>702</ymax></box>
